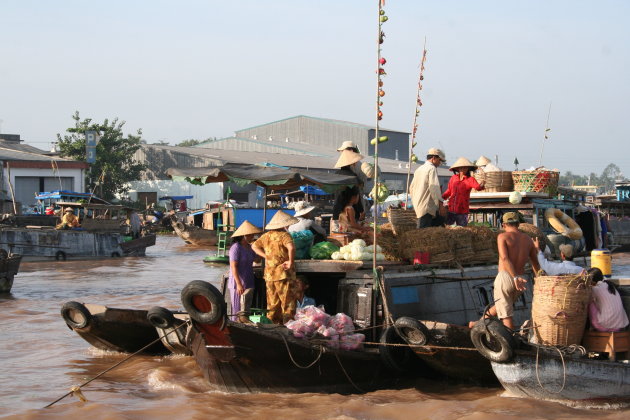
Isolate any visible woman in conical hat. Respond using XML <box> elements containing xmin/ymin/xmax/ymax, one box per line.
<box><xmin>228</xmin><ymin>221</ymin><xmax>263</xmax><ymax>323</ymax></box>
<box><xmin>252</xmin><ymin>211</ymin><xmax>300</xmax><ymax>325</ymax></box>
<box><xmin>441</xmin><ymin>157</ymin><xmax>484</xmax><ymax>226</ymax></box>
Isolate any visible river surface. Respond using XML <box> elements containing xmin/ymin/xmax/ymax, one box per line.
<box><xmin>1</xmin><ymin>235</ymin><xmax>629</xmax><ymax>419</ymax></box>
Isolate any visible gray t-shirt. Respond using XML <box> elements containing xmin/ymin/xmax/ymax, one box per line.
<box><xmin>288</xmin><ymin>217</ymin><xmax>326</xmax><ymax>235</ymax></box>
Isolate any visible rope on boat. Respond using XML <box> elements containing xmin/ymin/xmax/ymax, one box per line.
<box><xmin>278</xmin><ymin>332</ymin><xmax>324</xmax><ymax>369</ymax></box>
<box><xmin>44</xmin><ymin>320</ymin><xmax>191</xmax><ymax>408</ymax></box>
<box><xmin>530</xmin><ymin>341</ymin><xmax>586</xmax><ymax>395</ymax></box>
<box><xmin>333</xmin><ymin>351</ymin><xmax>366</xmax><ymax>393</ymax></box>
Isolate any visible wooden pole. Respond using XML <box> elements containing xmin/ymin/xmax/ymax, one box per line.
<box><xmin>6</xmin><ymin>162</ymin><xmax>18</xmax><ymax>214</ymax></box>
<box><xmin>405</xmin><ymin>39</ymin><xmax>427</xmax><ymax>206</ymax></box>
<box><xmin>539</xmin><ymin>102</ymin><xmax>552</xmax><ymax>167</ymax></box>
<box><xmin>263</xmin><ymin>186</ymin><xmax>268</xmax><ymax>230</ymax></box>
<box><xmin>373</xmin><ymin>0</ymin><xmax>384</xmax><ymax>274</ymax></box>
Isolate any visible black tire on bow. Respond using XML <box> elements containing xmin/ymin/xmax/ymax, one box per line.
<box><xmin>181</xmin><ymin>280</ymin><xmax>225</xmax><ymax>325</ymax></box>
<box><xmin>379</xmin><ymin>325</ymin><xmax>414</xmax><ymax>373</ymax></box>
<box><xmin>0</xmin><ymin>249</ymin><xmax>8</xmax><ymax>260</ymax></box>
<box><xmin>394</xmin><ymin>317</ymin><xmax>430</xmax><ymax>346</ymax></box>
<box><xmin>174</xmin><ymin>221</ymin><xmax>186</xmax><ymax>232</ymax></box>
<box><xmin>147</xmin><ymin>306</ymin><xmax>176</xmax><ymax>329</ymax></box>
<box><xmin>470</xmin><ymin>319</ymin><xmax>517</xmax><ymax>363</ymax></box>
<box><xmin>61</xmin><ymin>301</ymin><xmax>92</xmax><ymax>329</ymax></box>
<box><xmin>55</xmin><ymin>251</ymin><xmax>67</xmax><ymax>261</ymax></box>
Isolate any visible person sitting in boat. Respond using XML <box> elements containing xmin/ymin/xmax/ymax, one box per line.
<box><xmin>252</xmin><ymin>211</ymin><xmax>300</xmax><ymax>325</ymax></box>
<box><xmin>441</xmin><ymin>157</ymin><xmax>484</xmax><ymax>226</ymax></box>
<box><xmin>288</xmin><ymin>201</ymin><xmax>327</xmax><ymax>243</ymax></box>
<box><xmin>533</xmin><ymin>239</ymin><xmax>585</xmax><ymax>275</ymax></box>
<box><xmin>229</xmin><ymin>221</ymin><xmax>263</xmax><ymax>324</ymax></box>
<box><xmin>295</xmin><ymin>275</ymin><xmax>316</xmax><ymax>309</ymax></box>
<box><xmin>587</xmin><ymin>267</ymin><xmax>629</xmax><ymax>332</ymax></box>
<box><xmin>56</xmin><ymin>208</ymin><xmax>81</xmax><ymax>229</ymax></box>
<box><xmin>333</xmin><ymin>186</ymin><xmax>371</xmax><ymax>241</ymax></box>
<box><xmin>334</xmin><ymin>148</ymin><xmax>366</xmax><ymax>221</ymax></box>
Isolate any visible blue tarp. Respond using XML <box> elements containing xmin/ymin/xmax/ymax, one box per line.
<box><xmin>35</xmin><ymin>190</ymin><xmax>95</xmax><ymax>200</ymax></box>
<box><xmin>234</xmin><ymin>208</ymin><xmax>296</xmax><ymax>229</ymax></box>
<box><xmin>299</xmin><ymin>185</ymin><xmax>330</xmax><ymax>196</ymax></box>
<box><xmin>159</xmin><ymin>195</ymin><xmax>193</xmax><ymax>201</ymax></box>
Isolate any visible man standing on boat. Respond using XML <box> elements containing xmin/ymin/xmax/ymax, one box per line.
<box><xmin>483</xmin><ymin>212</ymin><xmax>541</xmax><ymax>329</ymax></box>
<box><xmin>409</xmin><ymin>147</ymin><xmax>447</xmax><ymax>228</ymax></box>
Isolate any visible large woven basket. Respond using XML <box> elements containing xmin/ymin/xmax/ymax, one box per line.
<box><xmin>512</xmin><ymin>170</ymin><xmax>559</xmax><ymax>196</ymax></box>
<box><xmin>387</xmin><ymin>208</ymin><xmax>417</xmax><ymax>236</ymax></box>
<box><xmin>474</xmin><ymin>170</ymin><xmax>514</xmax><ymax>192</ymax></box>
<box><xmin>531</xmin><ymin>274</ymin><xmax>591</xmax><ymax>346</ymax></box>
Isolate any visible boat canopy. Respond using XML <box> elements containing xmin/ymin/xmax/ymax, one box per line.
<box><xmin>167</xmin><ymin>164</ymin><xmax>357</xmax><ymax>193</ymax></box>
<box><xmin>35</xmin><ymin>190</ymin><xmax>110</xmax><ymax>205</ymax></box>
<box><xmin>159</xmin><ymin>195</ymin><xmax>194</xmax><ymax>201</ymax></box>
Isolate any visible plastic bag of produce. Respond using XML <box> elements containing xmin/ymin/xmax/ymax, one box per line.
<box><xmin>309</xmin><ymin>241</ymin><xmax>340</xmax><ymax>260</ymax></box>
<box><xmin>295</xmin><ymin>305</ymin><xmax>331</xmax><ymax>329</ymax></box>
<box><xmin>285</xmin><ymin>320</ymin><xmax>315</xmax><ymax>338</ymax></box>
<box><xmin>328</xmin><ymin>313</ymin><xmax>354</xmax><ymax>334</ymax></box>
<box><xmin>290</xmin><ymin>230</ymin><xmax>314</xmax><ymax>259</ymax></box>
<box><xmin>340</xmin><ymin>333</ymin><xmax>366</xmax><ymax>351</ymax></box>
<box><xmin>317</xmin><ymin>325</ymin><xmax>340</xmax><ymax>348</ymax></box>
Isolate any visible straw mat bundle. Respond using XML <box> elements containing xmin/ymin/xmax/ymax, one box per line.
<box><xmin>387</xmin><ymin>207</ymin><xmax>417</xmax><ymax>236</ymax></box>
<box><xmin>448</xmin><ymin>227</ymin><xmax>475</xmax><ymax>264</ymax></box>
<box><xmin>399</xmin><ymin>227</ymin><xmax>453</xmax><ymax>261</ymax></box>
<box><xmin>531</xmin><ymin>274</ymin><xmax>591</xmax><ymax>346</ymax></box>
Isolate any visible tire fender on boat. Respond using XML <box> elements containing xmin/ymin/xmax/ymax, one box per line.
<box><xmin>379</xmin><ymin>325</ymin><xmax>414</xmax><ymax>373</ymax></box>
<box><xmin>394</xmin><ymin>317</ymin><xmax>430</xmax><ymax>346</ymax></box>
<box><xmin>174</xmin><ymin>221</ymin><xmax>187</xmax><ymax>232</ymax></box>
<box><xmin>544</xmin><ymin>208</ymin><xmax>583</xmax><ymax>240</ymax></box>
<box><xmin>147</xmin><ymin>306</ymin><xmax>176</xmax><ymax>329</ymax></box>
<box><xmin>61</xmin><ymin>301</ymin><xmax>92</xmax><ymax>329</ymax></box>
<box><xmin>55</xmin><ymin>251</ymin><xmax>67</xmax><ymax>261</ymax></box>
<box><xmin>470</xmin><ymin>319</ymin><xmax>516</xmax><ymax>363</ymax></box>
<box><xmin>181</xmin><ymin>280</ymin><xmax>225</xmax><ymax>324</ymax></box>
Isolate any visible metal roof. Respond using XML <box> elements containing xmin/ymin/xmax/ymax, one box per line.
<box><xmin>195</xmin><ymin>136</ymin><xmax>333</xmax><ymax>157</ymax></box>
<box><xmin>0</xmin><ymin>141</ymin><xmax>75</xmax><ymax>162</ymax></box>
<box><xmin>234</xmin><ymin>115</ymin><xmax>409</xmax><ymax>135</ymax></box>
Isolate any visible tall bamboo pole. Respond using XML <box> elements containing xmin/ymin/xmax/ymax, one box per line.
<box><xmin>404</xmin><ymin>39</ymin><xmax>428</xmax><ymax>206</ymax></box>
<box><xmin>372</xmin><ymin>0</ymin><xmax>385</xmax><ymax>274</ymax></box>
<box><xmin>6</xmin><ymin>162</ymin><xmax>17</xmax><ymax>214</ymax></box>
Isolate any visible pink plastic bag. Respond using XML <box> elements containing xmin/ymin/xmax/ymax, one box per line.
<box><xmin>339</xmin><ymin>333</ymin><xmax>365</xmax><ymax>351</ymax></box>
<box><xmin>328</xmin><ymin>313</ymin><xmax>354</xmax><ymax>334</ymax></box>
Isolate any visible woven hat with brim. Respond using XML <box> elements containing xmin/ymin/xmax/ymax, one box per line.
<box><xmin>334</xmin><ymin>150</ymin><xmax>364</xmax><ymax>168</ymax></box>
<box><xmin>293</xmin><ymin>201</ymin><xmax>316</xmax><ymax>218</ymax></box>
<box><xmin>265</xmin><ymin>210</ymin><xmax>299</xmax><ymax>230</ymax></box>
<box><xmin>427</xmin><ymin>147</ymin><xmax>447</xmax><ymax>163</ymax></box>
<box><xmin>337</xmin><ymin>141</ymin><xmax>358</xmax><ymax>152</ymax></box>
<box><xmin>65</xmin><ymin>208</ymin><xmax>74</xmax><ymax>213</ymax></box>
<box><xmin>559</xmin><ymin>244</ymin><xmax>574</xmax><ymax>259</ymax></box>
<box><xmin>476</xmin><ymin>155</ymin><xmax>491</xmax><ymax>166</ymax></box>
<box><xmin>449</xmin><ymin>157</ymin><xmax>477</xmax><ymax>171</ymax></box>
<box><xmin>231</xmin><ymin>221</ymin><xmax>263</xmax><ymax>238</ymax></box>
<box><xmin>502</xmin><ymin>212</ymin><xmax>520</xmax><ymax>224</ymax></box>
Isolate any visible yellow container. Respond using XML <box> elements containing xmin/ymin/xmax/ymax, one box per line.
<box><xmin>591</xmin><ymin>249</ymin><xmax>612</xmax><ymax>277</ymax></box>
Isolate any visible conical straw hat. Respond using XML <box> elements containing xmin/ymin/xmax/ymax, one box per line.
<box><xmin>476</xmin><ymin>155</ymin><xmax>491</xmax><ymax>166</ymax></box>
<box><xmin>265</xmin><ymin>210</ymin><xmax>299</xmax><ymax>230</ymax></box>
<box><xmin>449</xmin><ymin>157</ymin><xmax>477</xmax><ymax>171</ymax></box>
<box><xmin>337</xmin><ymin>140</ymin><xmax>358</xmax><ymax>151</ymax></box>
<box><xmin>231</xmin><ymin>220</ymin><xmax>263</xmax><ymax>238</ymax></box>
<box><xmin>293</xmin><ymin>201</ymin><xmax>316</xmax><ymax>217</ymax></box>
<box><xmin>334</xmin><ymin>150</ymin><xmax>363</xmax><ymax>168</ymax></box>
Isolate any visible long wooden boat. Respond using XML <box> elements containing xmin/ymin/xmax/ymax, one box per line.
<box><xmin>490</xmin><ymin>346</ymin><xmax>630</xmax><ymax>403</ymax></box>
<box><xmin>0</xmin><ymin>254</ymin><xmax>22</xmax><ymax>293</ymax></box>
<box><xmin>60</xmin><ymin>302</ymin><xmax>189</xmax><ymax>355</ymax></box>
<box><xmin>120</xmin><ymin>234</ymin><xmax>157</xmax><ymax>256</ymax></box>
<box><xmin>171</xmin><ymin>220</ymin><xmax>218</xmax><ymax>247</ymax></box>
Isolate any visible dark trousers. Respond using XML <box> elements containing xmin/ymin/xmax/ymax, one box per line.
<box><xmin>418</xmin><ymin>213</ymin><xmax>445</xmax><ymax>228</ymax></box>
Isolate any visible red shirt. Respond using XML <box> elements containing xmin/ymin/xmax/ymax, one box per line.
<box><xmin>442</xmin><ymin>174</ymin><xmax>483</xmax><ymax>214</ymax></box>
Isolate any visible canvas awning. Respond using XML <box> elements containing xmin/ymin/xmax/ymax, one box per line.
<box><xmin>166</xmin><ymin>164</ymin><xmax>357</xmax><ymax>193</ymax></box>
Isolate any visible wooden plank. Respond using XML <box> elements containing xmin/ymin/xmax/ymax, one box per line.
<box><xmin>294</xmin><ymin>259</ymin><xmax>363</xmax><ymax>273</ymax></box>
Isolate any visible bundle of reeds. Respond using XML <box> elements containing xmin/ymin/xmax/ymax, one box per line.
<box><xmin>448</xmin><ymin>227</ymin><xmax>475</xmax><ymax>264</ymax></box>
<box><xmin>399</xmin><ymin>227</ymin><xmax>454</xmax><ymax>262</ymax></box>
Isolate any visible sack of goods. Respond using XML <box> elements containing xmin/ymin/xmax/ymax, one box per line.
<box><xmin>531</xmin><ymin>274</ymin><xmax>592</xmax><ymax>346</ymax></box>
<box><xmin>290</xmin><ymin>230</ymin><xmax>314</xmax><ymax>259</ymax></box>
<box><xmin>285</xmin><ymin>306</ymin><xmax>366</xmax><ymax>350</ymax></box>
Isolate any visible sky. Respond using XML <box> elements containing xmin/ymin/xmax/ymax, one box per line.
<box><xmin>1</xmin><ymin>0</ymin><xmax>629</xmax><ymax>177</ymax></box>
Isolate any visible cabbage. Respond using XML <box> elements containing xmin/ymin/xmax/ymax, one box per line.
<box><xmin>352</xmin><ymin>239</ymin><xmax>366</xmax><ymax>247</ymax></box>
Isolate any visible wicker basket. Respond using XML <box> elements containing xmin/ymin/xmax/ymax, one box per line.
<box><xmin>531</xmin><ymin>274</ymin><xmax>591</xmax><ymax>346</ymax></box>
<box><xmin>474</xmin><ymin>170</ymin><xmax>514</xmax><ymax>192</ymax></box>
<box><xmin>387</xmin><ymin>208</ymin><xmax>417</xmax><ymax>236</ymax></box>
<box><xmin>512</xmin><ymin>170</ymin><xmax>559</xmax><ymax>196</ymax></box>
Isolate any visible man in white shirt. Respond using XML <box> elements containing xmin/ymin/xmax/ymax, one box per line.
<box><xmin>410</xmin><ymin>147</ymin><xmax>447</xmax><ymax>228</ymax></box>
<box><xmin>533</xmin><ymin>238</ymin><xmax>585</xmax><ymax>276</ymax></box>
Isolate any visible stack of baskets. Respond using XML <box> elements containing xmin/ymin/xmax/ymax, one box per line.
<box><xmin>531</xmin><ymin>274</ymin><xmax>592</xmax><ymax>346</ymax></box>
<box><xmin>512</xmin><ymin>169</ymin><xmax>560</xmax><ymax>196</ymax></box>
<box><xmin>386</xmin><ymin>207</ymin><xmax>417</xmax><ymax>236</ymax></box>
<box><xmin>474</xmin><ymin>170</ymin><xmax>514</xmax><ymax>192</ymax></box>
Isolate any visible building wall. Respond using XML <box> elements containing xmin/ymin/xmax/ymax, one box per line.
<box><xmin>5</xmin><ymin>167</ymin><xmax>84</xmax><ymax>207</ymax></box>
<box><xmin>135</xmin><ymin>146</ymin><xmax>223</xmax><ymax>180</ymax></box>
<box><xmin>197</xmin><ymin>137</ymin><xmax>325</xmax><ymax>156</ymax></box>
<box><xmin>126</xmin><ymin>179</ymin><xmax>223</xmax><ymax>210</ymax></box>
<box><xmin>366</xmin><ymin>129</ymin><xmax>410</xmax><ymax>161</ymax></box>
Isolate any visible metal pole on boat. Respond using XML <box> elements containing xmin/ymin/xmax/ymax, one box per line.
<box><xmin>373</xmin><ymin>0</ymin><xmax>383</xmax><ymax>274</ymax></box>
<box><xmin>6</xmin><ymin>162</ymin><xmax>18</xmax><ymax>214</ymax></box>
<box><xmin>263</xmin><ymin>185</ymin><xmax>267</xmax><ymax>230</ymax></box>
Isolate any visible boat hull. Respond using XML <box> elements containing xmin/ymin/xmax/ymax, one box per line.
<box><xmin>172</xmin><ymin>224</ymin><xmax>218</xmax><ymax>246</ymax></box>
<box><xmin>189</xmin><ymin>320</ymin><xmax>412</xmax><ymax>394</ymax></box>
<box><xmin>0</xmin><ymin>255</ymin><xmax>21</xmax><ymax>293</ymax></box>
<box><xmin>491</xmin><ymin>350</ymin><xmax>630</xmax><ymax>403</ymax></box>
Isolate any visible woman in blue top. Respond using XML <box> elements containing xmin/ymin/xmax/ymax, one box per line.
<box><xmin>228</xmin><ymin>221</ymin><xmax>262</xmax><ymax>323</ymax></box>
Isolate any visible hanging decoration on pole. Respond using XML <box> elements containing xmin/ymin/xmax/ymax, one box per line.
<box><xmin>404</xmin><ymin>38</ymin><xmax>428</xmax><ymax>207</ymax></box>
<box><xmin>538</xmin><ymin>102</ymin><xmax>552</xmax><ymax>167</ymax></box>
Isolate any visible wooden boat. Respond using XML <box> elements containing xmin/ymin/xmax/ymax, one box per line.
<box><xmin>490</xmin><ymin>346</ymin><xmax>630</xmax><ymax>403</ymax></box>
<box><xmin>0</xmin><ymin>253</ymin><xmax>22</xmax><ymax>293</ymax></box>
<box><xmin>60</xmin><ymin>302</ymin><xmax>189</xmax><ymax>355</ymax></box>
<box><xmin>171</xmin><ymin>220</ymin><xmax>218</xmax><ymax>247</ymax></box>
<box><xmin>120</xmin><ymin>234</ymin><xmax>157</xmax><ymax>256</ymax></box>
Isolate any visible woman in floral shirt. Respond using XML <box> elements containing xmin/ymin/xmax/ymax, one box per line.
<box><xmin>252</xmin><ymin>210</ymin><xmax>299</xmax><ymax>324</ymax></box>
<box><xmin>442</xmin><ymin>157</ymin><xmax>484</xmax><ymax>226</ymax></box>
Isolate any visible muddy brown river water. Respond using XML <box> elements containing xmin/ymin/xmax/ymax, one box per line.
<box><xmin>1</xmin><ymin>236</ymin><xmax>629</xmax><ymax>419</ymax></box>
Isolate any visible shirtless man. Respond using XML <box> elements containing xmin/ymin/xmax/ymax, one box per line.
<box><xmin>486</xmin><ymin>212</ymin><xmax>541</xmax><ymax>329</ymax></box>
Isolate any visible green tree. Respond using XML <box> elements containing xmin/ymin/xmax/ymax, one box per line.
<box><xmin>57</xmin><ymin>111</ymin><xmax>147</xmax><ymax>200</ymax></box>
<box><xmin>176</xmin><ymin>139</ymin><xmax>201</xmax><ymax>147</ymax></box>
<box><xmin>600</xmin><ymin>163</ymin><xmax>622</xmax><ymax>193</ymax></box>
<box><xmin>153</xmin><ymin>140</ymin><xmax>170</xmax><ymax>145</ymax></box>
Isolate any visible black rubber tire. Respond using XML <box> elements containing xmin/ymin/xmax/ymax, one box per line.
<box><xmin>61</xmin><ymin>301</ymin><xmax>91</xmax><ymax>329</ymax></box>
<box><xmin>0</xmin><ymin>249</ymin><xmax>8</xmax><ymax>260</ymax></box>
<box><xmin>470</xmin><ymin>319</ymin><xmax>517</xmax><ymax>363</ymax></box>
<box><xmin>55</xmin><ymin>251</ymin><xmax>67</xmax><ymax>261</ymax></box>
<box><xmin>394</xmin><ymin>317</ymin><xmax>430</xmax><ymax>346</ymax></box>
<box><xmin>379</xmin><ymin>326</ymin><xmax>414</xmax><ymax>373</ymax></box>
<box><xmin>175</xmin><ymin>221</ymin><xmax>186</xmax><ymax>232</ymax></box>
<box><xmin>147</xmin><ymin>306</ymin><xmax>176</xmax><ymax>329</ymax></box>
<box><xmin>111</xmin><ymin>252</ymin><xmax>121</xmax><ymax>258</ymax></box>
<box><xmin>181</xmin><ymin>280</ymin><xmax>224</xmax><ymax>324</ymax></box>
